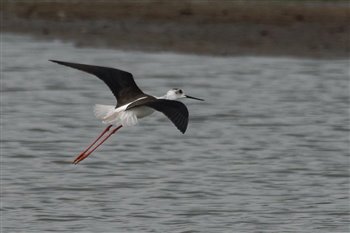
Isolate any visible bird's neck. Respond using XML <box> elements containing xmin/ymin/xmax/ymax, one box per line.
<box><xmin>157</xmin><ymin>94</ymin><xmax>170</xmax><ymax>100</ymax></box>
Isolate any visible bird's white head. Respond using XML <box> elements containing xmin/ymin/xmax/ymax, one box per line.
<box><xmin>165</xmin><ymin>88</ymin><xmax>204</xmax><ymax>101</ymax></box>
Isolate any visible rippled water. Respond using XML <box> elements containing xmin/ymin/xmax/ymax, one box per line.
<box><xmin>2</xmin><ymin>34</ymin><xmax>349</xmax><ymax>232</ymax></box>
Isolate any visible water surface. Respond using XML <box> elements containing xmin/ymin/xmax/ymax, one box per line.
<box><xmin>2</xmin><ymin>34</ymin><xmax>349</xmax><ymax>232</ymax></box>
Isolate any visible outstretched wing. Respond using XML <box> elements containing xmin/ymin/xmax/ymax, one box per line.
<box><xmin>50</xmin><ymin>60</ymin><xmax>145</xmax><ymax>107</ymax></box>
<box><xmin>127</xmin><ymin>98</ymin><xmax>189</xmax><ymax>134</ymax></box>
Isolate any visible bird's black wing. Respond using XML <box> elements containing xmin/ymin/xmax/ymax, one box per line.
<box><xmin>127</xmin><ymin>99</ymin><xmax>189</xmax><ymax>134</ymax></box>
<box><xmin>50</xmin><ymin>60</ymin><xmax>145</xmax><ymax>107</ymax></box>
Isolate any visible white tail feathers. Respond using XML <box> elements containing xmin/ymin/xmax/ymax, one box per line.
<box><xmin>94</xmin><ymin>104</ymin><xmax>115</xmax><ymax>120</ymax></box>
<box><xmin>94</xmin><ymin>104</ymin><xmax>139</xmax><ymax>126</ymax></box>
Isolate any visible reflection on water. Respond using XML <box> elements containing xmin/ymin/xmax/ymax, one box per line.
<box><xmin>2</xmin><ymin>34</ymin><xmax>349</xmax><ymax>232</ymax></box>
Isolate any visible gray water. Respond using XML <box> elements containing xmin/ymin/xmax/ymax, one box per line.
<box><xmin>2</xmin><ymin>34</ymin><xmax>349</xmax><ymax>233</ymax></box>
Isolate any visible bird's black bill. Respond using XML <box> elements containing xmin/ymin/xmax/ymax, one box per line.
<box><xmin>185</xmin><ymin>95</ymin><xmax>204</xmax><ymax>101</ymax></box>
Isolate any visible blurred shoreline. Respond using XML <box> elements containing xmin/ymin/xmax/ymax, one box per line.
<box><xmin>2</xmin><ymin>1</ymin><xmax>350</xmax><ymax>58</ymax></box>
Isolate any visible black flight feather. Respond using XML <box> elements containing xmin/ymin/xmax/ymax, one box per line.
<box><xmin>50</xmin><ymin>60</ymin><xmax>145</xmax><ymax>107</ymax></box>
<box><xmin>127</xmin><ymin>99</ymin><xmax>189</xmax><ymax>134</ymax></box>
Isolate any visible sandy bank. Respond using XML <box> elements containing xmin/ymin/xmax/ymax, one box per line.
<box><xmin>2</xmin><ymin>1</ymin><xmax>350</xmax><ymax>58</ymax></box>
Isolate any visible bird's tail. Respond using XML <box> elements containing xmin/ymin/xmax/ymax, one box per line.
<box><xmin>94</xmin><ymin>104</ymin><xmax>138</xmax><ymax>126</ymax></box>
<box><xmin>94</xmin><ymin>104</ymin><xmax>116</xmax><ymax>122</ymax></box>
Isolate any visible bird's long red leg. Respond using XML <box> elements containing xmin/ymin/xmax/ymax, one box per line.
<box><xmin>72</xmin><ymin>125</ymin><xmax>113</xmax><ymax>164</ymax></box>
<box><xmin>73</xmin><ymin>125</ymin><xmax>123</xmax><ymax>164</ymax></box>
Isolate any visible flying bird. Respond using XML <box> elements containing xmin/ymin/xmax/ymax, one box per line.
<box><xmin>50</xmin><ymin>60</ymin><xmax>203</xmax><ymax>164</ymax></box>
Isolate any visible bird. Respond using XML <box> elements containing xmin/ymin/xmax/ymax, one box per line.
<box><xmin>50</xmin><ymin>60</ymin><xmax>204</xmax><ymax>164</ymax></box>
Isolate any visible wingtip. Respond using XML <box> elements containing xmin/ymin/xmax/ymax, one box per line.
<box><xmin>49</xmin><ymin>59</ymin><xmax>63</xmax><ymax>64</ymax></box>
<box><xmin>180</xmin><ymin>126</ymin><xmax>187</xmax><ymax>134</ymax></box>
<box><xmin>49</xmin><ymin>60</ymin><xmax>78</xmax><ymax>68</ymax></box>
<box><xmin>176</xmin><ymin>125</ymin><xmax>186</xmax><ymax>134</ymax></box>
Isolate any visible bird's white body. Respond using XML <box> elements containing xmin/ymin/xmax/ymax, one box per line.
<box><xmin>94</xmin><ymin>89</ymin><xmax>188</xmax><ymax>127</ymax></box>
<box><xmin>94</xmin><ymin>104</ymin><xmax>154</xmax><ymax>127</ymax></box>
<box><xmin>94</xmin><ymin>98</ymin><xmax>154</xmax><ymax>127</ymax></box>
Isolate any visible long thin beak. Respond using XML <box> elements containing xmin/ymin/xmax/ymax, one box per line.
<box><xmin>185</xmin><ymin>95</ymin><xmax>204</xmax><ymax>101</ymax></box>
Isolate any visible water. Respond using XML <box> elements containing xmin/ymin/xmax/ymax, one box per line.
<box><xmin>2</xmin><ymin>34</ymin><xmax>349</xmax><ymax>232</ymax></box>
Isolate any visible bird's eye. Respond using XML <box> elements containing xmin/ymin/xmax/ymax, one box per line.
<box><xmin>178</xmin><ymin>89</ymin><xmax>183</xmax><ymax>94</ymax></box>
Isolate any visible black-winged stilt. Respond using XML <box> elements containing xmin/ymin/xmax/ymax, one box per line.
<box><xmin>50</xmin><ymin>60</ymin><xmax>203</xmax><ymax>164</ymax></box>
